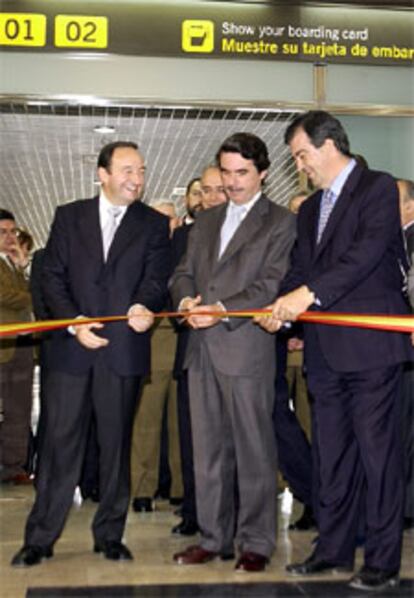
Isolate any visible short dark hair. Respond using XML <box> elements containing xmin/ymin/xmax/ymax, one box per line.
<box><xmin>0</xmin><ymin>208</ymin><xmax>15</xmax><ymax>222</ymax></box>
<box><xmin>186</xmin><ymin>177</ymin><xmax>201</xmax><ymax>195</ymax></box>
<box><xmin>17</xmin><ymin>228</ymin><xmax>34</xmax><ymax>251</ymax></box>
<box><xmin>216</xmin><ymin>132</ymin><xmax>270</xmax><ymax>173</ymax></box>
<box><xmin>97</xmin><ymin>141</ymin><xmax>139</xmax><ymax>171</ymax></box>
<box><xmin>284</xmin><ymin>110</ymin><xmax>351</xmax><ymax>156</ymax></box>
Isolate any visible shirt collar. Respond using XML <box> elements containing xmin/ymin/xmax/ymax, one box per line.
<box><xmin>99</xmin><ymin>191</ymin><xmax>128</xmax><ymax>227</ymax></box>
<box><xmin>328</xmin><ymin>158</ymin><xmax>357</xmax><ymax>199</ymax></box>
<box><xmin>227</xmin><ymin>190</ymin><xmax>262</xmax><ymax>215</ymax></box>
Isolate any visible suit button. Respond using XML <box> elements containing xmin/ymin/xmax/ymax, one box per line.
<box><xmin>209</xmin><ymin>285</ymin><xmax>215</xmax><ymax>291</ymax></box>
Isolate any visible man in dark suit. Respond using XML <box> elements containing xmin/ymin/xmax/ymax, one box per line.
<box><xmin>398</xmin><ymin>179</ymin><xmax>414</xmax><ymax>531</ymax></box>
<box><xmin>11</xmin><ymin>141</ymin><xmax>171</xmax><ymax>567</ymax></box>
<box><xmin>257</xmin><ymin>111</ymin><xmax>411</xmax><ymax>592</ymax></box>
<box><xmin>170</xmin><ymin>133</ymin><xmax>296</xmax><ymax>572</ymax></box>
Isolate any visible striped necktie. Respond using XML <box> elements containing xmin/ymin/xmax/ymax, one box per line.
<box><xmin>102</xmin><ymin>206</ymin><xmax>122</xmax><ymax>260</ymax></box>
<box><xmin>317</xmin><ymin>189</ymin><xmax>336</xmax><ymax>243</ymax></box>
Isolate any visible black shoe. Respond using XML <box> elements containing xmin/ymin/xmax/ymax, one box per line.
<box><xmin>404</xmin><ymin>516</ymin><xmax>414</xmax><ymax>530</ymax></box>
<box><xmin>169</xmin><ymin>497</ymin><xmax>183</xmax><ymax>506</ymax></box>
<box><xmin>286</xmin><ymin>552</ymin><xmax>353</xmax><ymax>575</ymax></box>
<box><xmin>349</xmin><ymin>565</ymin><xmax>399</xmax><ymax>591</ymax></box>
<box><xmin>11</xmin><ymin>544</ymin><xmax>53</xmax><ymax>567</ymax></box>
<box><xmin>171</xmin><ymin>519</ymin><xmax>199</xmax><ymax>536</ymax></box>
<box><xmin>94</xmin><ymin>541</ymin><xmax>133</xmax><ymax>561</ymax></box>
<box><xmin>132</xmin><ymin>497</ymin><xmax>153</xmax><ymax>512</ymax></box>
<box><xmin>80</xmin><ymin>487</ymin><xmax>100</xmax><ymax>502</ymax></box>
<box><xmin>289</xmin><ymin>505</ymin><xmax>317</xmax><ymax>531</ymax></box>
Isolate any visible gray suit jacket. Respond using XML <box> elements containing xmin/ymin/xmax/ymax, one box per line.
<box><xmin>169</xmin><ymin>194</ymin><xmax>296</xmax><ymax>377</ymax></box>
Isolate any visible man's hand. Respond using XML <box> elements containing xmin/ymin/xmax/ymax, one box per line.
<box><xmin>187</xmin><ymin>302</ymin><xmax>225</xmax><ymax>329</ymax></box>
<box><xmin>254</xmin><ymin>305</ymin><xmax>283</xmax><ymax>333</ymax></box>
<box><xmin>179</xmin><ymin>294</ymin><xmax>202</xmax><ymax>312</ymax></box>
<box><xmin>75</xmin><ymin>321</ymin><xmax>109</xmax><ymax>349</ymax></box>
<box><xmin>8</xmin><ymin>242</ymin><xmax>29</xmax><ymax>269</ymax></box>
<box><xmin>127</xmin><ymin>304</ymin><xmax>154</xmax><ymax>333</ymax></box>
<box><xmin>272</xmin><ymin>285</ymin><xmax>315</xmax><ymax>322</ymax></box>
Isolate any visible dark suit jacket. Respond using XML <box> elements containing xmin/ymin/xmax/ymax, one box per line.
<box><xmin>171</xmin><ymin>223</ymin><xmax>192</xmax><ymax>377</ymax></box>
<box><xmin>30</xmin><ymin>249</ymin><xmax>51</xmax><ymax>321</ymax></box>
<box><xmin>42</xmin><ymin>197</ymin><xmax>171</xmax><ymax>377</ymax></box>
<box><xmin>282</xmin><ymin>164</ymin><xmax>411</xmax><ymax>372</ymax></box>
<box><xmin>405</xmin><ymin>222</ymin><xmax>414</xmax><ymax>257</ymax></box>
<box><xmin>404</xmin><ymin>223</ymin><xmax>414</xmax><ymax>309</ymax></box>
<box><xmin>170</xmin><ymin>194</ymin><xmax>296</xmax><ymax>377</ymax></box>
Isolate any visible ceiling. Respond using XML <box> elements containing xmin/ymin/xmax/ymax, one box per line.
<box><xmin>0</xmin><ymin>102</ymin><xmax>299</xmax><ymax>248</ymax></box>
<box><xmin>237</xmin><ymin>1</ymin><xmax>414</xmax><ymax>6</ymax></box>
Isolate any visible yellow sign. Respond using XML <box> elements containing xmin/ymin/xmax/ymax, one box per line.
<box><xmin>182</xmin><ymin>20</ymin><xmax>214</xmax><ymax>53</ymax></box>
<box><xmin>55</xmin><ymin>15</ymin><xmax>108</xmax><ymax>48</ymax></box>
<box><xmin>0</xmin><ymin>13</ymin><xmax>46</xmax><ymax>46</ymax></box>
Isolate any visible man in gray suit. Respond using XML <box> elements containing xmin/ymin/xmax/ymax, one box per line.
<box><xmin>170</xmin><ymin>133</ymin><xmax>296</xmax><ymax>572</ymax></box>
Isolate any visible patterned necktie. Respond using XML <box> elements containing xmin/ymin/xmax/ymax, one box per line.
<box><xmin>102</xmin><ymin>206</ymin><xmax>122</xmax><ymax>260</ymax></box>
<box><xmin>219</xmin><ymin>203</ymin><xmax>246</xmax><ymax>257</ymax></box>
<box><xmin>317</xmin><ymin>189</ymin><xmax>336</xmax><ymax>243</ymax></box>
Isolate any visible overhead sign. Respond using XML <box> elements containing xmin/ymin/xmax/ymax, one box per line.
<box><xmin>0</xmin><ymin>1</ymin><xmax>413</xmax><ymax>66</ymax></box>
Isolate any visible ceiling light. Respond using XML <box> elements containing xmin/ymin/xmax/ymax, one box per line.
<box><xmin>93</xmin><ymin>125</ymin><xmax>115</xmax><ymax>134</ymax></box>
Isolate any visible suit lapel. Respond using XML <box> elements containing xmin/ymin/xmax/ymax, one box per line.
<box><xmin>78</xmin><ymin>197</ymin><xmax>103</xmax><ymax>262</ymax></box>
<box><xmin>207</xmin><ymin>205</ymin><xmax>227</xmax><ymax>272</ymax></box>
<box><xmin>106</xmin><ymin>201</ymin><xmax>146</xmax><ymax>265</ymax></box>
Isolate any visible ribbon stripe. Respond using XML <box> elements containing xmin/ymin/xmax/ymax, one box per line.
<box><xmin>0</xmin><ymin>310</ymin><xmax>413</xmax><ymax>337</ymax></box>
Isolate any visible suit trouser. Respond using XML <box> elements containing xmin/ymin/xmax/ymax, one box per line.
<box><xmin>130</xmin><ymin>371</ymin><xmax>183</xmax><ymax>499</ymax></box>
<box><xmin>0</xmin><ymin>343</ymin><xmax>33</xmax><ymax>478</ymax></box>
<box><xmin>176</xmin><ymin>371</ymin><xmax>197</xmax><ymax>523</ymax></box>
<box><xmin>307</xmin><ymin>360</ymin><xmax>404</xmax><ymax>572</ymax></box>
<box><xmin>24</xmin><ymin>356</ymin><xmax>141</xmax><ymax>548</ymax></box>
<box><xmin>287</xmin><ymin>361</ymin><xmax>312</xmax><ymax>442</ymax></box>
<box><xmin>401</xmin><ymin>361</ymin><xmax>414</xmax><ymax>518</ymax></box>
<box><xmin>188</xmin><ymin>347</ymin><xmax>277</xmax><ymax>558</ymax></box>
<box><xmin>273</xmin><ymin>336</ymin><xmax>313</xmax><ymax>509</ymax></box>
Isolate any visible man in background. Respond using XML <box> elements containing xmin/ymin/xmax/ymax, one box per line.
<box><xmin>398</xmin><ymin>178</ymin><xmax>414</xmax><ymax>531</ymax></box>
<box><xmin>0</xmin><ymin>209</ymin><xmax>33</xmax><ymax>485</ymax></box>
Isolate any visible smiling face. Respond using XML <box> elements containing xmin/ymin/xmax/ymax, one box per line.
<box><xmin>200</xmin><ymin>166</ymin><xmax>227</xmax><ymax>209</ymax></box>
<box><xmin>98</xmin><ymin>146</ymin><xmax>146</xmax><ymax>206</ymax></box>
<box><xmin>288</xmin><ymin>127</ymin><xmax>335</xmax><ymax>190</ymax></box>
<box><xmin>219</xmin><ymin>152</ymin><xmax>267</xmax><ymax>205</ymax></box>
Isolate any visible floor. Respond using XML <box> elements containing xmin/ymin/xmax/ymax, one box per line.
<box><xmin>1</xmin><ymin>484</ymin><xmax>413</xmax><ymax>598</ymax></box>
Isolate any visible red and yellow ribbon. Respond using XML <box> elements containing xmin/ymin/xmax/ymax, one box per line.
<box><xmin>0</xmin><ymin>310</ymin><xmax>413</xmax><ymax>338</ymax></box>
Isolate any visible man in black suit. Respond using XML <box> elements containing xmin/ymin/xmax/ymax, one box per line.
<box><xmin>257</xmin><ymin>111</ymin><xmax>411</xmax><ymax>592</ymax></box>
<box><xmin>11</xmin><ymin>141</ymin><xmax>171</xmax><ymax>567</ymax></box>
<box><xmin>398</xmin><ymin>179</ymin><xmax>414</xmax><ymax>530</ymax></box>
